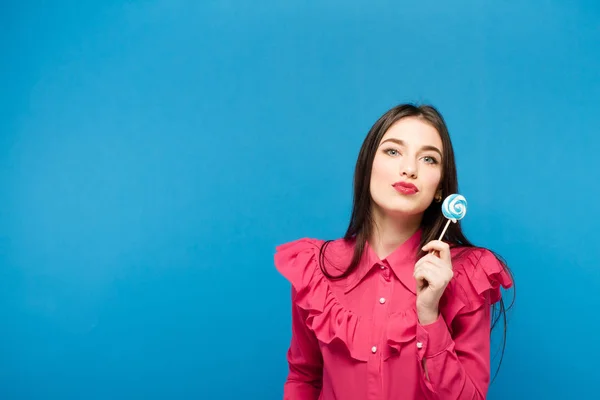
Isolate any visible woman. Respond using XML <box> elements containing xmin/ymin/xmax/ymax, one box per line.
<box><xmin>274</xmin><ymin>103</ymin><xmax>514</xmax><ymax>399</ymax></box>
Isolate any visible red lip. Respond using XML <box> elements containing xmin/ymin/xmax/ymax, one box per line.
<box><xmin>392</xmin><ymin>181</ymin><xmax>419</xmax><ymax>195</ymax></box>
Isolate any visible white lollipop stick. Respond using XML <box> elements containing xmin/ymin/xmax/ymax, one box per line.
<box><xmin>437</xmin><ymin>218</ymin><xmax>454</xmax><ymax>241</ymax></box>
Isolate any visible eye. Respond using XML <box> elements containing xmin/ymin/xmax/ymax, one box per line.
<box><xmin>384</xmin><ymin>148</ymin><xmax>400</xmax><ymax>156</ymax></box>
<box><xmin>422</xmin><ymin>156</ymin><xmax>439</xmax><ymax>164</ymax></box>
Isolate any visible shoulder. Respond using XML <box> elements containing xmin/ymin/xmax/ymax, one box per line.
<box><xmin>444</xmin><ymin>246</ymin><xmax>513</xmax><ymax>311</ymax></box>
<box><xmin>273</xmin><ymin>236</ymin><xmax>374</xmax><ymax>361</ymax></box>
<box><xmin>450</xmin><ymin>246</ymin><xmax>505</xmax><ymax>275</ymax></box>
<box><xmin>274</xmin><ymin>236</ymin><xmax>353</xmax><ymax>286</ymax></box>
<box><xmin>274</xmin><ymin>236</ymin><xmax>353</xmax><ymax>266</ymax></box>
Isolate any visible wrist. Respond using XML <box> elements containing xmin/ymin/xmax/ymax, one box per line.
<box><xmin>417</xmin><ymin>307</ymin><xmax>439</xmax><ymax>325</ymax></box>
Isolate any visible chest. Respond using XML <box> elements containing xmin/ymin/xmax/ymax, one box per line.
<box><xmin>328</xmin><ymin>267</ymin><xmax>417</xmax><ymax>319</ymax></box>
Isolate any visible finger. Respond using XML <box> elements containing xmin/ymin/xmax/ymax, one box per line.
<box><xmin>420</xmin><ymin>257</ymin><xmax>454</xmax><ymax>283</ymax></box>
<box><xmin>414</xmin><ymin>255</ymin><xmax>427</xmax><ymax>269</ymax></box>
<box><xmin>413</xmin><ymin>264</ymin><xmax>436</xmax><ymax>281</ymax></box>
<box><xmin>413</xmin><ymin>254</ymin><xmax>442</xmax><ymax>275</ymax></box>
<box><xmin>413</xmin><ymin>266</ymin><xmax>432</xmax><ymax>290</ymax></box>
<box><xmin>414</xmin><ymin>265</ymin><xmax>443</xmax><ymax>291</ymax></box>
<box><xmin>418</xmin><ymin>254</ymin><xmax>446</xmax><ymax>269</ymax></box>
<box><xmin>422</xmin><ymin>240</ymin><xmax>451</xmax><ymax>262</ymax></box>
<box><xmin>418</xmin><ymin>260</ymin><xmax>454</xmax><ymax>283</ymax></box>
<box><xmin>422</xmin><ymin>240</ymin><xmax>449</xmax><ymax>253</ymax></box>
<box><xmin>415</xmin><ymin>251</ymin><xmax>445</xmax><ymax>265</ymax></box>
<box><xmin>414</xmin><ymin>258</ymin><xmax>444</xmax><ymax>281</ymax></box>
<box><xmin>415</xmin><ymin>265</ymin><xmax>450</xmax><ymax>291</ymax></box>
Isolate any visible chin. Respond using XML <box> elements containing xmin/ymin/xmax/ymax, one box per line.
<box><xmin>374</xmin><ymin>199</ymin><xmax>429</xmax><ymax>219</ymax></box>
<box><xmin>383</xmin><ymin>207</ymin><xmax>425</xmax><ymax>218</ymax></box>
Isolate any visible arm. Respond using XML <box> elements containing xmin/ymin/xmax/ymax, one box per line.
<box><xmin>416</xmin><ymin>291</ymin><xmax>493</xmax><ymax>399</ymax></box>
<box><xmin>283</xmin><ymin>288</ymin><xmax>323</xmax><ymax>399</ymax></box>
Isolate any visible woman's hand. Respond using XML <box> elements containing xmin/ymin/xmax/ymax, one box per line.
<box><xmin>413</xmin><ymin>240</ymin><xmax>453</xmax><ymax>325</ymax></box>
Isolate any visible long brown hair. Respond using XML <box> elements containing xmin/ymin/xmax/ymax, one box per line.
<box><xmin>318</xmin><ymin>103</ymin><xmax>515</xmax><ymax>380</ymax></box>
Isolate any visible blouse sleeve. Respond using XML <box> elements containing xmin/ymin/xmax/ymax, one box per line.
<box><xmin>274</xmin><ymin>239</ymin><xmax>325</xmax><ymax>399</ymax></box>
<box><xmin>283</xmin><ymin>287</ymin><xmax>324</xmax><ymax>399</ymax></box>
<box><xmin>415</xmin><ymin>249</ymin><xmax>513</xmax><ymax>399</ymax></box>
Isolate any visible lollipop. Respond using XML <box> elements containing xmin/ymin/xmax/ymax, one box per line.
<box><xmin>437</xmin><ymin>194</ymin><xmax>467</xmax><ymax>241</ymax></box>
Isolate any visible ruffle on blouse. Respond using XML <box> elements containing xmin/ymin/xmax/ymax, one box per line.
<box><xmin>438</xmin><ymin>248</ymin><xmax>513</xmax><ymax>327</ymax></box>
<box><xmin>274</xmin><ymin>238</ymin><xmax>513</xmax><ymax>362</ymax></box>
<box><xmin>274</xmin><ymin>238</ymin><xmax>372</xmax><ymax>360</ymax></box>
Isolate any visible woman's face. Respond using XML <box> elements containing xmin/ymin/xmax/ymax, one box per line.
<box><xmin>370</xmin><ymin>117</ymin><xmax>444</xmax><ymax>219</ymax></box>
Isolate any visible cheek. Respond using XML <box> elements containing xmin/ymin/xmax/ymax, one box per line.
<box><xmin>370</xmin><ymin>158</ymin><xmax>383</xmax><ymax>183</ymax></box>
<box><xmin>371</xmin><ymin>157</ymin><xmax>394</xmax><ymax>181</ymax></box>
<box><xmin>422</xmin><ymin>169</ymin><xmax>442</xmax><ymax>191</ymax></box>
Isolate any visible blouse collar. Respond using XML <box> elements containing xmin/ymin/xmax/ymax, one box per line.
<box><xmin>343</xmin><ymin>228</ymin><xmax>422</xmax><ymax>295</ymax></box>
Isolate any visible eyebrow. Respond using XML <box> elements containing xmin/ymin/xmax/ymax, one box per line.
<box><xmin>380</xmin><ymin>138</ymin><xmax>442</xmax><ymax>158</ymax></box>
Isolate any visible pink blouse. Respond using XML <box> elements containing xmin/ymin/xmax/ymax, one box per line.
<box><xmin>274</xmin><ymin>229</ymin><xmax>513</xmax><ymax>400</ymax></box>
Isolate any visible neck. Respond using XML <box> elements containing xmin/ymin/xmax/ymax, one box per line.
<box><xmin>368</xmin><ymin>206</ymin><xmax>422</xmax><ymax>260</ymax></box>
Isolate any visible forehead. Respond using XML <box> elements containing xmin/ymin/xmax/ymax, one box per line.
<box><xmin>380</xmin><ymin>117</ymin><xmax>443</xmax><ymax>148</ymax></box>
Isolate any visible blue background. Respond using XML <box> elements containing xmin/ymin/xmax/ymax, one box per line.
<box><xmin>2</xmin><ymin>1</ymin><xmax>598</xmax><ymax>398</ymax></box>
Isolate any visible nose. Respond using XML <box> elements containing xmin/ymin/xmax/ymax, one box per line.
<box><xmin>400</xmin><ymin>159</ymin><xmax>417</xmax><ymax>179</ymax></box>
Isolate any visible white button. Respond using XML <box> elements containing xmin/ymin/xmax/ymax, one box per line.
<box><xmin>371</xmin><ymin>346</ymin><xmax>377</xmax><ymax>353</ymax></box>
<box><xmin>379</xmin><ymin>297</ymin><xmax>386</xmax><ymax>304</ymax></box>
<box><xmin>416</xmin><ymin>342</ymin><xmax>423</xmax><ymax>349</ymax></box>
<box><xmin>380</xmin><ymin>264</ymin><xmax>385</xmax><ymax>269</ymax></box>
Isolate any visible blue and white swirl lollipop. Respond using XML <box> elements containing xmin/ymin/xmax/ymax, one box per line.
<box><xmin>438</xmin><ymin>194</ymin><xmax>467</xmax><ymax>240</ymax></box>
<box><xmin>442</xmin><ymin>194</ymin><xmax>467</xmax><ymax>223</ymax></box>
